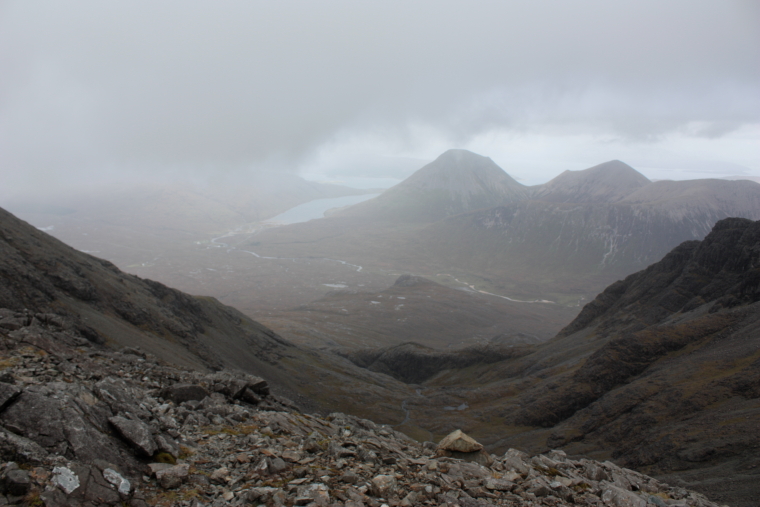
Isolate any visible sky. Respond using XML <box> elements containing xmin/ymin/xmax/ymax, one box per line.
<box><xmin>1</xmin><ymin>0</ymin><xmax>758</xmax><ymax>197</ymax></box>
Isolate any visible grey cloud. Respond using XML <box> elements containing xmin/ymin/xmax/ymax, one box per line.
<box><xmin>0</xmin><ymin>0</ymin><xmax>757</xmax><ymax>192</ymax></box>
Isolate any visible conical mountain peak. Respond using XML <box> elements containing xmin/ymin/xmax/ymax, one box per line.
<box><xmin>340</xmin><ymin>149</ymin><xmax>529</xmax><ymax>222</ymax></box>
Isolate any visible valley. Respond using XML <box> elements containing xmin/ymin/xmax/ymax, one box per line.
<box><xmin>3</xmin><ymin>150</ymin><xmax>760</xmax><ymax>505</ymax></box>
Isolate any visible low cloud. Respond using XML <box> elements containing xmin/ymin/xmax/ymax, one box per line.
<box><xmin>1</xmin><ymin>0</ymin><xmax>758</xmax><ymax>195</ymax></box>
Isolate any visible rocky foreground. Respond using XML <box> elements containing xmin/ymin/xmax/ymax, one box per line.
<box><xmin>0</xmin><ymin>309</ymin><xmax>725</xmax><ymax>507</ymax></box>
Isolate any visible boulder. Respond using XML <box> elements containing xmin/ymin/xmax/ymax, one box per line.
<box><xmin>601</xmin><ymin>482</ymin><xmax>647</xmax><ymax>507</ymax></box>
<box><xmin>108</xmin><ymin>416</ymin><xmax>157</xmax><ymax>457</ymax></box>
<box><xmin>0</xmin><ymin>425</ymin><xmax>49</xmax><ymax>464</ymax></box>
<box><xmin>436</xmin><ymin>429</ymin><xmax>493</xmax><ymax>465</ymax></box>
<box><xmin>155</xmin><ymin>463</ymin><xmax>189</xmax><ymax>490</ymax></box>
<box><xmin>370</xmin><ymin>474</ymin><xmax>397</xmax><ymax>498</ymax></box>
<box><xmin>1</xmin><ymin>467</ymin><xmax>31</xmax><ymax>496</ymax></box>
<box><xmin>437</xmin><ymin>429</ymin><xmax>483</xmax><ymax>453</ymax></box>
<box><xmin>159</xmin><ymin>383</ymin><xmax>209</xmax><ymax>404</ymax></box>
<box><xmin>0</xmin><ymin>383</ymin><xmax>21</xmax><ymax>412</ymax></box>
<box><xmin>1</xmin><ymin>386</ymin><xmax>126</xmax><ymax>467</ymax></box>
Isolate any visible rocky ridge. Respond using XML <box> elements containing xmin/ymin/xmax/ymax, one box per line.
<box><xmin>0</xmin><ymin>308</ymin><xmax>725</xmax><ymax>507</ymax></box>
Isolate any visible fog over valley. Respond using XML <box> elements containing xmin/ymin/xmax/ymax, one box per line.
<box><xmin>1</xmin><ymin>2</ymin><xmax>759</xmax><ymax>506</ymax></box>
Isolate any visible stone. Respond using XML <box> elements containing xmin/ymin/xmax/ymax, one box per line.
<box><xmin>147</xmin><ymin>463</ymin><xmax>173</xmax><ymax>477</ymax></box>
<box><xmin>209</xmin><ymin>466</ymin><xmax>229</xmax><ymax>484</ymax></box>
<box><xmin>2</xmin><ymin>468</ymin><xmax>30</xmax><ymax>496</ymax></box>
<box><xmin>370</xmin><ymin>475</ymin><xmax>397</xmax><ymax>498</ymax></box>
<box><xmin>268</xmin><ymin>457</ymin><xmax>289</xmax><ymax>474</ymax></box>
<box><xmin>0</xmin><ymin>426</ymin><xmax>49</xmax><ymax>464</ymax></box>
<box><xmin>245</xmin><ymin>486</ymin><xmax>280</xmax><ymax>503</ymax></box>
<box><xmin>155</xmin><ymin>464</ymin><xmax>189</xmax><ymax>490</ymax></box>
<box><xmin>103</xmin><ymin>468</ymin><xmax>131</xmax><ymax>495</ymax></box>
<box><xmin>484</xmin><ymin>477</ymin><xmax>515</xmax><ymax>491</ymax></box>
<box><xmin>601</xmin><ymin>483</ymin><xmax>647</xmax><ymax>507</ymax></box>
<box><xmin>339</xmin><ymin>471</ymin><xmax>361</xmax><ymax>484</ymax></box>
<box><xmin>437</xmin><ymin>430</ymin><xmax>484</xmax><ymax>453</ymax></box>
<box><xmin>108</xmin><ymin>415</ymin><xmax>157</xmax><ymax>457</ymax></box>
<box><xmin>154</xmin><ymin>433</ymin><xmax>180</xmax><ymax>458</ymax></box>
<box><xmin>51</xmin><ymin>466</ymin><xmax>80</xmax><ymax>495</ymax></box>
<box><xmin>297</xmin><ymin>483</ymin><xmax>330</xmax><ymax>506</ymax></box>
<box><xmin>282</xmin><ymin>449</ymin><xmax>302</xmax><ymax>462</ymax></box>
<box><xmin>0</xmin><ymin>383</ymin><xmax>21</xmax><ymax>412</ymax></box>
<box><xmin>159</xmin><ymin>383</ymin><xmax>209</xmax><ymax>404</ymax></box>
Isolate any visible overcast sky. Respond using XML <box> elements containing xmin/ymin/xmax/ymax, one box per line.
<box><xmin>1</xmin><ymin>0</ymin><xmax>758</xmax><ymax>196</ymax></box>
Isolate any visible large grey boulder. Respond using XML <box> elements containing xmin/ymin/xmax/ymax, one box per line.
<box><xmin>0</xmin><ymin>425</ymin><xmax>49</xmax><ymax>464</ymax></box>
<box><xmin>108</xmin><ymin>416</ymin><xmax>157</xmax><ymax>457</ymax></box>
<box><xmin>0</xmin><ymin>385</ymin><xmax>126</xmax><ymax>467</ymax></box>
<box><xmin>436</xmin><ymin>429</ymin><xmax>493</xmax><ymax>466</ymax></box>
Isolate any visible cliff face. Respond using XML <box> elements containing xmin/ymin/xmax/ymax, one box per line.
<box><xmin>491</xmin><ymin>218</ymin><xmax>760</xmax><ymax>506</ymax></box>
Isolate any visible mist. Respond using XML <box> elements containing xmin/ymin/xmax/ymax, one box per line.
<box><xmin>1</xmin><ymin>0</ymin><xmax>759</xmax><ymax>198</ymax></box>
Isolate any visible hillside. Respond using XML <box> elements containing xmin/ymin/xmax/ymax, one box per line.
<box><xmin>0</xmin><ymin>316</ymin><xmax>721</xmax><ymax>506</ymax></box>
<box><xmin>0</xmin><ymin>205</ymin><xmax>424</xmax><ymax>424</ymax></box>
<box><xmin>417</xmin><ymin>175</ymin><xmax>760</xmax><ymax>301</ymax></box>
<box><xmin>347</xmin><ymin>218</ymin><xmax>760</xmax><ymax>506</ymax></box>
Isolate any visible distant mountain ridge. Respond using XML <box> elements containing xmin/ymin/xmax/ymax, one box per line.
<box><xmin>252</xmin><ymin>150</ymin><xmax>760</xmax><ymax>306</ymax></box>
<box><xmin>531</xmin><ymin>160</ymin><xmax>651</xmax><ymax>203</ymax></box>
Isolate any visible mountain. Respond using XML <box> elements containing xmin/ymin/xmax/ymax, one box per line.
<box><xmin>252</xmin><ymin>153</ymin><xmax>760</xmax><ymax>310</ymax></box>
<box><xmin>343</xmin><ymin>218</ymin><xmax>759</xmax><ymax>506</ymax></box>
<box><xmin>339</xmin><ymin>149</ymin><xmax>529</xmax><ymax>222</ymax></box>
<box><xmin>531</xmin><ymin>160</ymin><xmax>651</xmax><ymax>203</ymax></box>
<box><xmin>0</xmin><ymin>198</ymin><xmax>754</xmax><ymax>504</ymax></box>
<box><xmin>419</xmin><ymin>174</ymin><xmax>760</xmax><ymax>299</ymax></box>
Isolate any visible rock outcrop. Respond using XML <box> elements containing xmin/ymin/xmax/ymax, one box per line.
<box><xmin>0</xmin><ymin>311</ymin><xmax>726</xmax><ymax>506</ymax></box>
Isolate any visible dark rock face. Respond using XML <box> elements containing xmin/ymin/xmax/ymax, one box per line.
<box><xmin>487</xmin><ymin>218</ymin><xmax>760</xmax><ymax>506</ymax></box>
<box><xmin>559</xmin><ymin>217</ymin><xmax>760</xmax><ymax>338</ymax></box>
<box><xmin>0</xmin><ymin>308</ymin><xmax>297</xmax><ymax>505</ymax></box>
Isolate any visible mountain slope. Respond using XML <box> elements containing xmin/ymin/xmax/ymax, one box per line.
<box><xmin>0</xmin><ymin>206</ymin><xmax>425</xmax><ymax>422</ymax></box>
<box><xmin>402</xmin><ymin>218</ymin><xmax>760</xmax><ymax>506</ymax></box>
<box><xmin>420</xmin><ymin>177</ymin><xmax>760</xmax><ymax>299</ymax></box>
<box><xmin>339</xmin><ymin>149</ymin><xmax>529</xmax><ymax>222</ymax></box>
<box><xmin>531</xmin><ymin>160</ymin><xmax>651</xmax><ymax>203</ymax></box>
<box><xmin>0</xmin><ymin>205</ymin><xmax>298</xmax><ymax>375</ymax></box>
